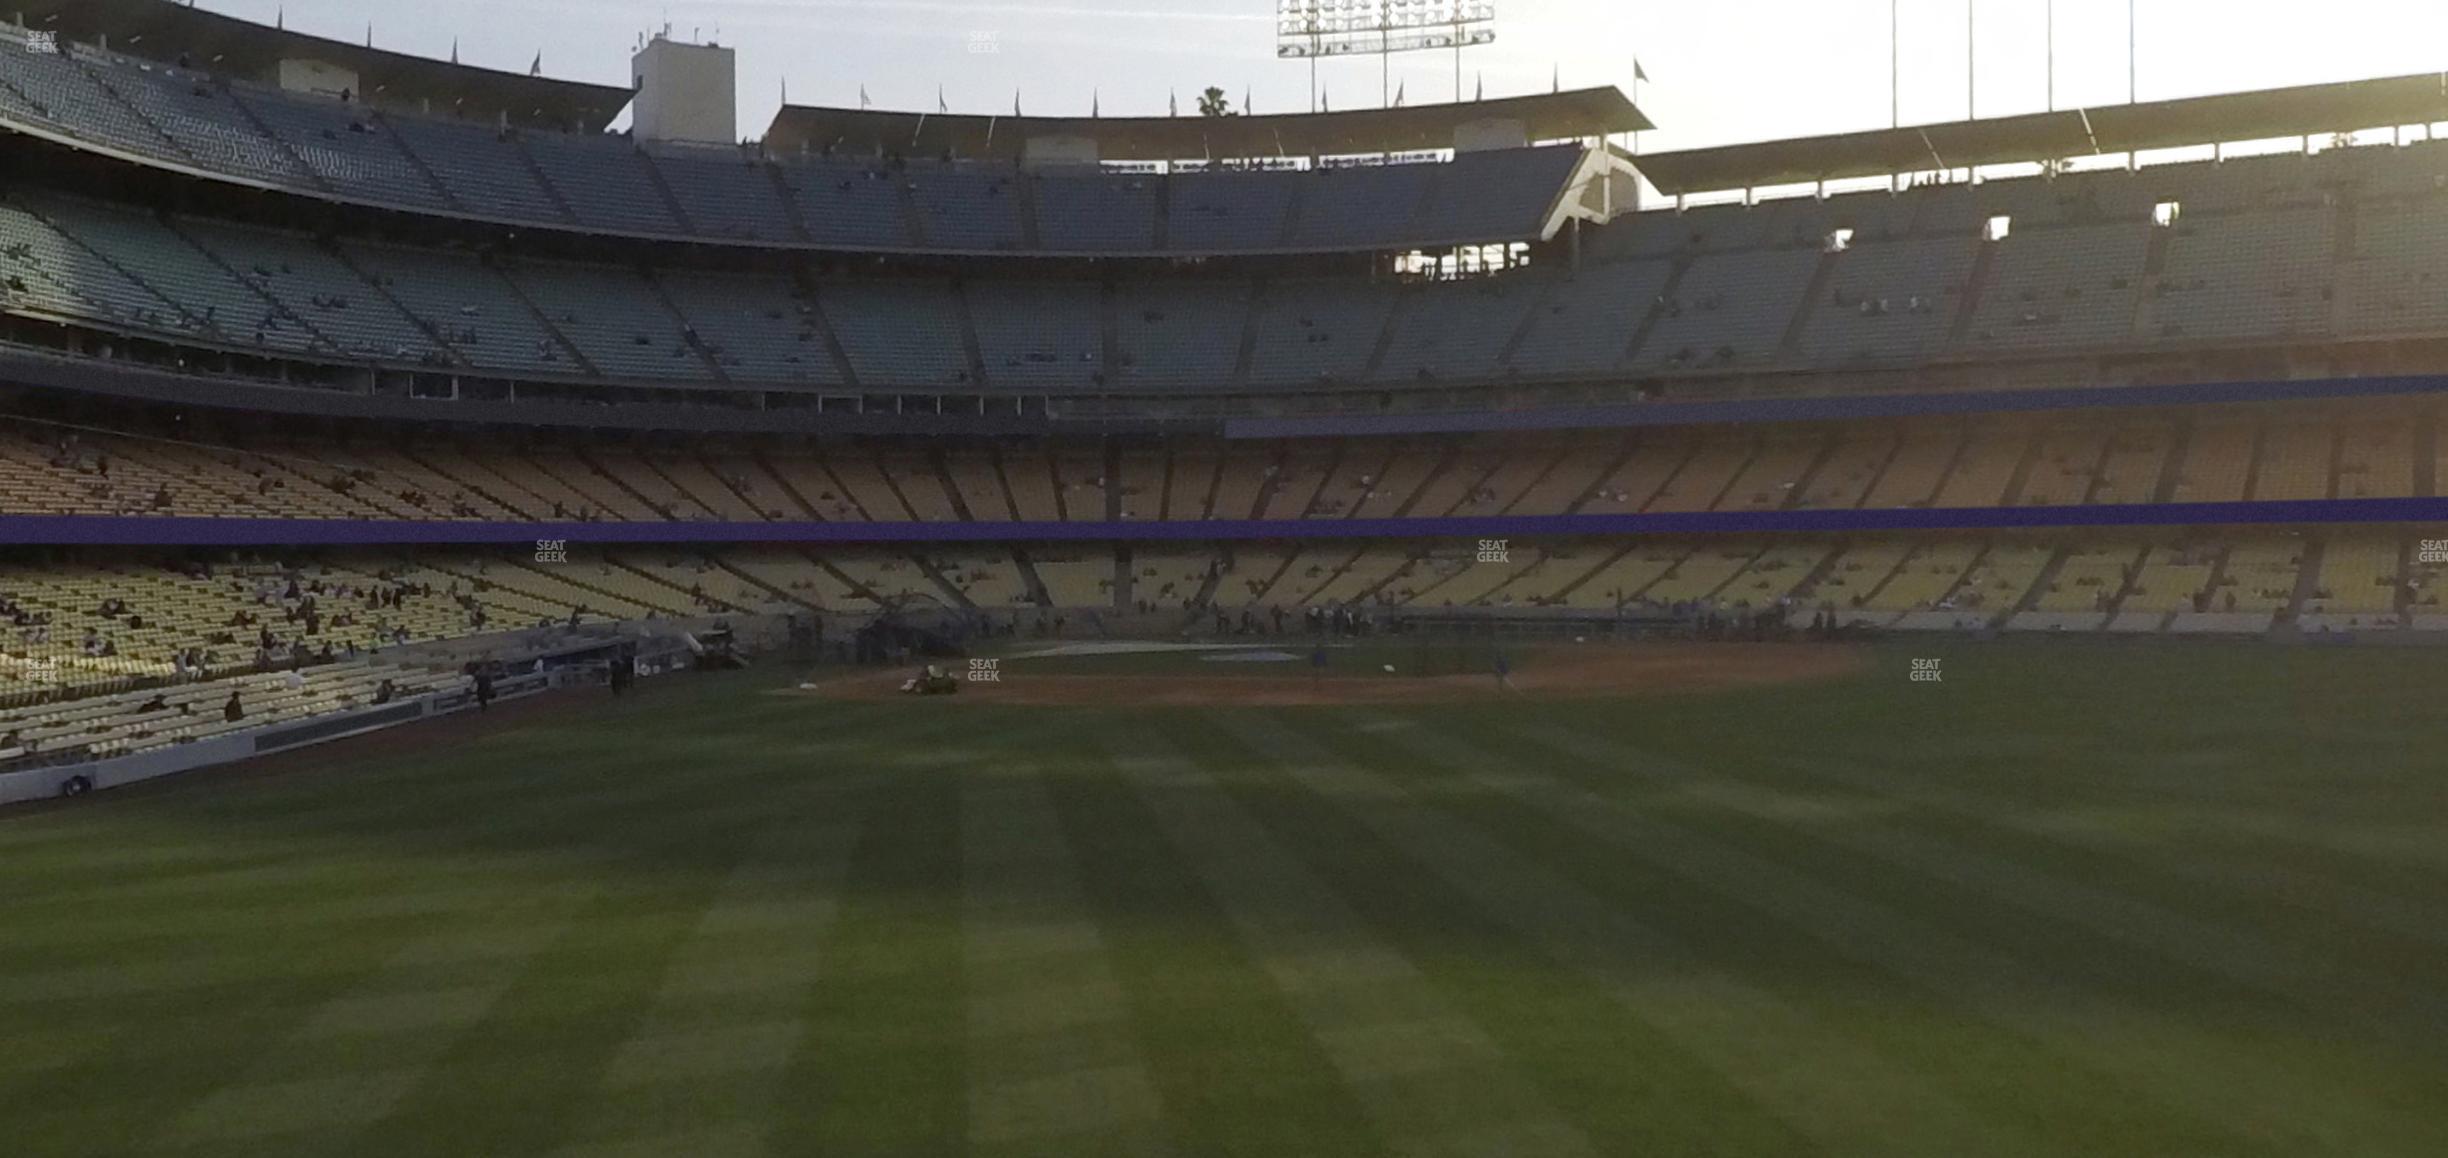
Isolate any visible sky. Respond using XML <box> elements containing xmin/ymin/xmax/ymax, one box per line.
<box><xmin>173</xmin><ymin>0</ymin><xmax>2448</xmax><ymax>151</ymax></box>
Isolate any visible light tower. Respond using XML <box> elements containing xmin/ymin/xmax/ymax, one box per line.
<box><xmin>1277</xmin><ymin>0</ymin><xmax>1498</xmax><ymax>113</ymax></box>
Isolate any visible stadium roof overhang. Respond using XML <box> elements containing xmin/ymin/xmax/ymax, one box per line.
<box><xmin>1634</xmin><ymin>71</ymin><xmax>2448</xmax><ymax>195</ymax></box>
<box><xmin>10</xmin><ymin>0</ymin><xmax>634</xmax><ymax>131</ymax></box>
<box><xmin>762</xmin><ymin>87</ymin><xmax>1651</xmax><ymax>161</ymax></box>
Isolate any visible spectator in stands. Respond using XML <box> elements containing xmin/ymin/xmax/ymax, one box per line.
<box><xmin>223</xmin><ymin>691</ymin><xmax>244</xmax><ymax>723</ymax></box>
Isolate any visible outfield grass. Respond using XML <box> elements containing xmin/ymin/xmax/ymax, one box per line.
<box><xmin>3</xmin><ymin>640</ymin><xmax>2447</xmax><ymax>1156</ymax></box>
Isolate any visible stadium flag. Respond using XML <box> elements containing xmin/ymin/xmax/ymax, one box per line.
<box><xmin>938</xmin><ymin>86</ymin><xmax>948</xmax><ymax>114</ymax></box>
<box><xmin>529</xmin><ymin>51</ymin><xmax>543</xmax><ymax>76</ymax></box>
<box><xmin>1634</xmin><ymin>58</ymin><xmax>1649</xmax><ymax>83</ymax></box>
<box><xmin>859</xmin><ymin>84</ymin><xmax>871</xmax><ymax>110</ymax></box>
<box><xmin>1551</xmin><ymin>63</ymin><xmax>1559</xmax><ymax>93</ymax></box>
<box><xmin>1474</xmin><ymin>71</ymin><xmax>1482</xmax><ymax>101</ymax></box>
<box><xmin>364</xmin><ymin>21</ymin><xmax>372</xmax><ymax>47</ymax></box>
<box><xmin>1243</xmin><ymin>85</ymin><xmax>1251</xmax><ymax>116</ymax></box>
<box><xmin>1092</xmin><ymin>88</ymin><xmax>1100</xmax><ymax>117</ymax></box>
<box><xmin>1169</xmin><ymin>89</ymin><xmax>1178</xmax><ymax>117</ymax></box>
<box><xmin>450</xmin><ymin>38</ymin><xmax>459</xmax><ymax>65</ymax></box>
<box><xmin>1394</xmin><ymin>79</ymin><xmax>1404</xmax><ymax>107</ymax></box>
<box><xmin>275</xmin><ymin>7</ymin><xmax>283</xmax><ymax>31</ymax></box>
<box><xmin>1014</xmin><ymin>89</ymin><xmax>1022</xmax><ymax>116</ymax></box>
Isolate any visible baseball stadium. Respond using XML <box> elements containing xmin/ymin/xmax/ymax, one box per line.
<box><xmin>3</xmin><ymin>0</ymin><xmax>2446</xmax><ymax>1153</ymax></box>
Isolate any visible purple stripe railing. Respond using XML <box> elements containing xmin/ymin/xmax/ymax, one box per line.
<box><xmin>6</xmin><ymin>497</ymin><xmax>2447</xmax><ymax>546</ymax></box>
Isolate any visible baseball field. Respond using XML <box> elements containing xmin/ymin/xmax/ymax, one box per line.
<box><xmin>4</xmin><ymin>638</ymin><xmax>2446</xmax><ymax>1156</ymax></box>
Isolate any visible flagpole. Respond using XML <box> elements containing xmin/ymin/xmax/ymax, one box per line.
<box><xmin>1630</xmin><ymin>58</ymin><xmax>1648</xmax><ymax>154</ymax></box>
<box><xmin>2128</xmin><ymin>0</ymin><xmax>2138</xmax><ymax>103</ymax></box>
<box><xmin>1890</xmin><ymin>0</ymin><xmax>1899</xmax><ymax>129</ymax></box>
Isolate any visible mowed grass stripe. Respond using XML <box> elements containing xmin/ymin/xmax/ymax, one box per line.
<box><xmin>0</xmin><ymin>705</ymin><xmax>904</xmax><ymax>919</ymax></box>
<box><xmin>1757</xmin><ymin>749</ymin><xmax>2448</xmax><ymax>984</ymax></box>
<box><xmin>1198</xmin><ymin>710</ymin><xmax>2023</xmax><ymax>1158</ymax></box>
<box><xmin>1505</xmin><ymin>720</ymin><xmax>2448</xmax><ymax>1059</ymax></box>
<box><xmin>1156</xmin><ymin>712</ymin><xmax>1814</xmax><ymax>1158</ymax></box>
<box><xmin>959</xmin><ymin>749</ymin><xmax>1171</xmax><ymax>1157</ymax></box>
<box><xmin>251</xmin><ymin>801</ymin><xmax>787</xmax><ymax>1155</ymax></box>
<box><xmin>548</xmin><ymin>707</ymin><xmax>1068</xmax><ymax>1155</ymax></box>
<box><xmin>1673</xmin><ymin>644</ymin><xmax>2448</xmax><ymax>885</ymax></box>
<box><xmin>1044</xmin><ymin>725</ymin><xmax>1397</xmax><ymax>1158</ymax></box>
<box><xmin>136</xmin><ymin>700</ymin><xmax>952</xmax><ymax>1155</ymax></box>
<box><xmin>1110</xmin><ymin>723</ymin><xmax>1599</xmax><ymax>1158</ymax></box>
<box><xmin>1510</xmin><ymin>657</ymin><xmax>2448</xmax><ymax>967</ymax></box>
<box><xmin>539</xmin><ymin>820</ymin><xmax>866</xmax><ymax>1153</ymax></box>
<box><xmin>1331</xmin><ymin>707</ymin><xmax>2433</xmax><ymax>1157</ymax></box>
<box><xmin>147</xmin><ymin>883</ymin><xmax>609</xmax><ymax>1154</ymax></box>
<box><xmin>0</xmin><ymin>746</ymin><xmax>895</xmax><ymax>1002</ymax></box>
<box><xmin>757</xmin><ymin>710</ymin><xmax>1030</xmax><ymax>1156</ymax></box>
<box><xmin>1</xmin><ymin>893</ymin><xmax>510</xmax><ymax>1156</ymax></box>
<box><xmin>2</xmin><ymin>692</ymin><xmax>944</xmax><ymax>1156</ymax></box>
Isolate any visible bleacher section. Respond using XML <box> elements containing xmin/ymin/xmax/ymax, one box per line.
<box><xmin>1634</xmin><ymin>248</ymin><xmax>1822</xmax><ymax>371</ymax></box>
<box><xmin>2151</xmin><ymin>208</ymin><xmax>2335</xmax><ymax>341</ymax></box>
<box><xmin>1800</xmin><ymin>235</ymin><xmax>1973</xmax><ymax>364</ymax></box>
<box><xmin>1168</xmin><ymin>167</ymin><xmax>1297</xmax><ymax>251</ymax></box>
<box><xmin>1033</xmin><ymin>169</ymin><xmax>1158</xmax><ymax>252</ymax></box>
<box><xmin>228</xmin><ymin>87</ymin><xmax>456</xmax><ymax>212</ymax></box>
<box><xmin>11</xmin><ymin>136</ymin><xmax>2448</xmax><ymax>396</ymax></box>
<box><xmin>1246</xmin><ymin>279</ymin><xmax>1396</xmax><ymax>386</ymax></box>
<box><xmin>0</xmin><ymin>32</ymin><xmax>1582</xmax><ymax>258</ymax></box>
<box><xmin>646</xmin><ymin>146</ymin><xmax>795</xmax><ymax>243</ymax></box>
<box><xmin>1969</xmin><ymin>222</ymin><xmax>2150</xmax><ymax>349</ymax></box>
<box><xmin>0</xmin><ymin>661</ymin><xmax>452</xmax><ymax>766</ymax></box>
<box><xmin>3</xmin><ymin>402</ymin><xmax>2441</xmax><ymax>528</ymax></box>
